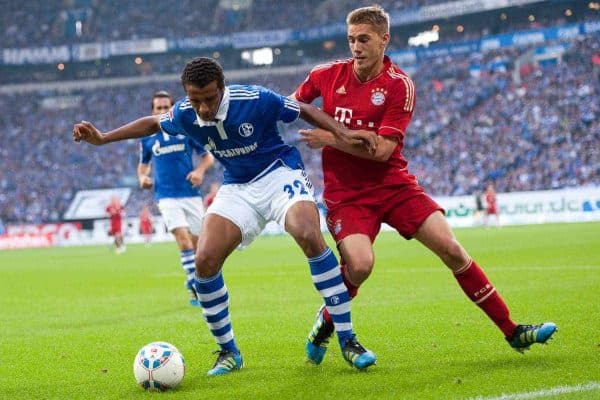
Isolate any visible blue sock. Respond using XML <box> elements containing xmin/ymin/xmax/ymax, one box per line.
<box><xmin>180</xmin><ymin>249</ymin><xmax>195</xmax><ymax>289</ymax></box>
<box><xmin>308</xmin><ymin>247</ymin><xmax>354</xmax><ymax>347</ymax></box>
<box><xmin>193</xmin><ymin>271</ymin><xmax>239</xmax><ymax>354</ymax></box>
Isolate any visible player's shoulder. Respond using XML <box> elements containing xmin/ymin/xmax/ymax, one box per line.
<box><xmin>309</xmin><ymin>58</ymin><xmax>352</xmax><ymax>75</ymax></box>
<box><xmin>174</xmin><ymin>97</ymin><xmax>193</xmax><ymax>112</ymax></box>
<box><xmin>384</xmin><ymin>62</ymin><xmax>413</xmax><ymax>85</ymax></box>
<box><xmin>384</xmin><ymin>62</ymin><xmax>415</xmax><ymax>103</ymax></box>
<box><xmin>228</xmin><ymin>84</ymin><xmax>262</xmax><ymax>101</ymax></box>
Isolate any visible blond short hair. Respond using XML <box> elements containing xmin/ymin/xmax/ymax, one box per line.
<box><xmin>346</xmin><ymin>5</ymin><xmax>390</xmax><ymax>35</ymax></box>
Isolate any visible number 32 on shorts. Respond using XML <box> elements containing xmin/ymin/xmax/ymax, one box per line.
<box><xmin>283</xmin><ymin>180</ymin><xmax>308</xmax><ymax>199</ymax></box>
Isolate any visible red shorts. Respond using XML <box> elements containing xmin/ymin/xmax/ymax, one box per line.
<box><xmin>140</xmin><ymin>222</ymin><xmax>153</xmax><ymax>235</ymax></box>
<box><xmin>325</xmin><ymin>184</ymin><xmax>443</xmax><ymax>243</ymax></box>
<box><xmin>486</xmin><ymin>206</ymin><xmax>497</xmax><ymax>215</ymax></box>
<box><xmin>109</xmin><ymin>223</ymin><xmax>122</xmax><ymax>236</ymax></box>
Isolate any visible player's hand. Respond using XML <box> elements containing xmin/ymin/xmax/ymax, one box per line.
<box><xmin>299</xmin><ymin>128</ymin><xmax>335</xmax><ymax>149</ymax></box>
<box><xmin>73</xmin><ymin>121</ymin><xmax>106</xmax><ymax>145</ymax></box>
<box><xmin>345</xmin><ymin>130</ymin><xmax>378</xmax><ymax>154</ymax></box>
<box><xmin>186</xmin><ymin>170</ymin><xmax>204</xmax><ymax>187</ymax></box>
<box><xmin>139</xmin><ymin>175</ymin><xmax>153</xmax><ymax>189</ymax></box>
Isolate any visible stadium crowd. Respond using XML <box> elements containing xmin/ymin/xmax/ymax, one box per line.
<box><xmin>2</xmin><ymin>0</ymin><xmax>449</xmax><ymax>47</ymax></box>
<box><xmin>1</xmin><ymin>33</ymin><xmax>598</xmax><ymax>223</ymax></box>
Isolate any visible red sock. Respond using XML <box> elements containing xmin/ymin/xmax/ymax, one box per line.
<box><xmin>454</xmin><ymin>260</ymin><xmax>517</xmax><ymax>337</ymax></box>
<box><xmin>322</xmin><ymin>263</ymin><xmax>359</xmax><ymax>324</ymax></box>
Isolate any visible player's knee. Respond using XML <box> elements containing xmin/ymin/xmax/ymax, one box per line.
<box><xmin>291</xmin><ymin>226</ymin><xmax>326</xmax><ymax>257</ymax></box>
<box><xmin>194</xmin><ymin>250</ymin><xmax>222</xmax><ymax>278</ymax></box>
<box><xmin>346</xmin><ymin>254</ymin><xmax>374</xmax><ymax>284</ymax></box>
<box><xmin>441</xmin><ymin>238</ymin><xmax>468</xmax><ymax>269</ymax></box>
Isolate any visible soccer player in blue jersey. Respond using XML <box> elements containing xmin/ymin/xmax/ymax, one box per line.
<box><xmin>73</xmin><ymin>57</ymin><xmax>379</xmax><ymax>376</ymax></box>
<box><xmin>138</xmin><ymin>90</ymin><xmax>215</xmax><ymax>306</ymax></box>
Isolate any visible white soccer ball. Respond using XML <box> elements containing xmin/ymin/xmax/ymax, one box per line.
<box><xmin>133</xmin><ymin>342</ymin><xmax>185</xmax><ymax>391</ymax></box>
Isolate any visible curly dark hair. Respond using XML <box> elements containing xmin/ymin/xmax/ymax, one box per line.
<box><xmin>181</xmin><ymin>57</ymin><xmax>225</xmax><ymax>90</ymax></box>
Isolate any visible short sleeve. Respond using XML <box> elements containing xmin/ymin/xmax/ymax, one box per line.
<box><xmin>294</xmin><ymin>67</ymin><xmax>322</xmax><ymax>103</ymax></box>
<box><xmin>378</xmin><ymin>75</ymin><xmax>416</xmax><ymax>138</ymax></box>
<box><xmin>159</xmin><ymin>101</ymin><xmax>187</xmax><ymax>136</ymax></box>
<box><xmin>139</xmin><ymin>139</ymin><xmax>152</xmax><ymax>164</ymax></box>
<box><xmin>260</xmin><ymin>87</ymin><xmax>300</xmax><ymax>123</ymax></box>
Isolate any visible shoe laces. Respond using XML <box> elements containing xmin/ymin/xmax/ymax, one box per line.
<box><xmin>212</xmin><ymin>349</ymin><xmax>233</xmax><ymax>366</ymax></box>
<box><xmin>344</xmin><ymin>337</ymin><xmax>367</xmax><ymax>353</ymax></box>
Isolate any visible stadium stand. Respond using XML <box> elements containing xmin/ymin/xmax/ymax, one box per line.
<box><xmin>0</xmin><ymin>1</ymin><xmax>598</xmax><ymax>224</ymax></box>
<box><xmin>1</xmin><ymin>33</ymin><xmax>598</xmax><ymax>223</ymax></box>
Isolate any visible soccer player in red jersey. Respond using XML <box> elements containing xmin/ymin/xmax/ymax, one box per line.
<box><xmin>293</xmin><ymin>5</ymin><xmax>556</xmax><ymax>364</ymax></box>
<box><xmin>485</xmin><ymin>183</ymin><xmax>500</xmax><ymax>227</ymax></box>
<box><xmin>139</xmin><ymin>205</ymin><xmax>154</xmax><ymax>246</ymax></box>
<box><xmin>106</xmin><ymin>196</ymin><xmax>126</xmax><ymax>254</ymax></box>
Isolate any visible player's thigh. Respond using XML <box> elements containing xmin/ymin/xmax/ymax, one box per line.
<box><xmin>260</xmin><ymin>167</ymin><xmax>316</xmax><ymax>227</ymax></box>
<box><xmin>207</xmin><ymin>183</ymin><xmax>266</xmax><ymax>249</ymax></box>
<box><xmin>196</xmin><ymin>213</ymin><xmax>243</xmax><ymax>276</ymax></box>
<box><xmin>157</xmin><ymin>198</ymin><xmax>188</xmax><ymax>232</ymax></box>
<box><xmin>180</xmin><ymin>196</ymin><xmax>205</xmax><ymax>236</ymax></box>
<box><xmin>285</xmin><ymin>200</ymin><xmax>327</xmax><ymax>256</ymax></box>
<box><xmin>413</xmin><ymin>210</ymin><xmax>469</xmax><ymax>269</ymax></box>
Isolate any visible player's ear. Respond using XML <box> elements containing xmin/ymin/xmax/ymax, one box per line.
<box><xmin>382</xmin><ymin>32</ymin><xmax>390</xmax><ymax>48</ymax></box>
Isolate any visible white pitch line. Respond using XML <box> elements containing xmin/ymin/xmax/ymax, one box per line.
<box><xmin>469</xmin><ymin>382</ymin><xmax>600</xmax><ymax>400</ymax></box>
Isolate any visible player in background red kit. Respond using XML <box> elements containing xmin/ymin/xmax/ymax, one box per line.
<box><xmin>294</xmin><ymin>5</ymin><xmax>556</xmax><ymax>364</ymax></box>
<box><xmin>484</xmin><ymin>183</ymin><xmax>500</xmax><ymax>227</ymax></box>
<box><xmin>139</xmin><ymin>204</ymin><xmax>154</xmax><ymax>246</ymax></box>
<box><xmin>106</xmin><ymin>196</ymin><xmax>126</xmax><ymax>254</ymax></box>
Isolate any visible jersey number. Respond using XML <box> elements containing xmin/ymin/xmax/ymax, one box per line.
<box><xmin>283</xmin><ymin>180</ymin><xmax>308</xmax><ymax>199</ymax></box>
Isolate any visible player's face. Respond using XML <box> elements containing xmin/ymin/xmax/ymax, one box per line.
<box><xmin>347</xmin><ymin>23</ymin><xmax>389</xmax><ymax>76</ymax></box>
<box><xmin>185</xmin><ymin>81</ymin><xmax>223</xmax><ymax>121</ymax></box>
<box><xmin>152</xmin><ymin>97</ymin><xmax>172</xmax><ymax>116</ymax></box>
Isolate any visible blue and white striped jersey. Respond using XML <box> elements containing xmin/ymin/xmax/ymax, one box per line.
<box><xmin>159</xmin><ymin>84</ymin><xmax>303</xmax><ymax>184</ymax></box>
<box><xmin>139</xmin><ymin>131</ymin><xmax>206</xmax><ymax>200</ymax></box>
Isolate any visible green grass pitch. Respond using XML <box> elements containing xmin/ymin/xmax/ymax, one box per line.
<box><xmin>1</xmin><ymin>222</ymin><xmax>599</xmax><ymax>399</ymax></box>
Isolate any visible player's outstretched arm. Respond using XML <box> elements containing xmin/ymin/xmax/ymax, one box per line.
<box><xmin>297</xmin><ymin>102</ymin><xmax>377</xmax><ymax>153</ymax></box>
<box><xmin>300</xmin><ymin>128</ymin><xmax>397</xmax><ymax>162</ymax></box>
<box><xmin>73</xmin><ymin>116</ymin><xmax>161</xmax><ymax>145</ymax></box>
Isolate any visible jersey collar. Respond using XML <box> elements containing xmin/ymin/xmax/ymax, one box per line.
<box><xmin>195</xmin><ymin>87</ymin><xmax>230</xmax><ymax>127</ymax></box>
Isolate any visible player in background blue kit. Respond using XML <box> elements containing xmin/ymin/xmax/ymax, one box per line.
<box><xmin>138</xmin><ymin>91</ymin><xmax>215</xmax><ymax>306</ymax></box>
<box><xmin>73</xmin><ymin>57</ymin><xmax>378</xmax><ymax>376</ymax></box>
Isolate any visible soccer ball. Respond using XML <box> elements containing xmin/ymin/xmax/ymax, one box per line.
<box><xmin>133</xmin><ymin>342</ymin><xmax>185</xmax><ymax>391</ymax></box>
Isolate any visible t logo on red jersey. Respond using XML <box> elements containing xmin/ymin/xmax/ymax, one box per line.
<box><xmin>334</xmin><ymin>107</ymin><xmax>353</xmax><ymax>125</ymax></box>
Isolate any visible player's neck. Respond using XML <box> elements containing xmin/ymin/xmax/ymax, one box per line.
<box><xmin>353</xmin><ymin>59</ymin><xmax>384</xmax><ymax>82</ymax></box>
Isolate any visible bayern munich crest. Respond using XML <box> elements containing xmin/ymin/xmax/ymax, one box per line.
<box><xmin>370</xmin><ymin>88</ymin><xmax>387</xmax><ymax>106</ymax></box>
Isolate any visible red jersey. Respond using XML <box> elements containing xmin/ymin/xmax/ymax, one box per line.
<box><xmin>139</xmin><ymin>212</ymin><xmax>152</xmax><ymax>234</ymax></box>
<box><xmin>295</xmin><ymin>56</ymin><xmax>417</xmax><ymax>203</ymax></box>
<box><xmin>485</xmin><ymin>191</ymin><xmax>497</xmax><ymax>214</ymax></box>
<box><xmin>106</xmin><ymin>203</ymin><xmax>124</xmax><ymax>233</ymax></box>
